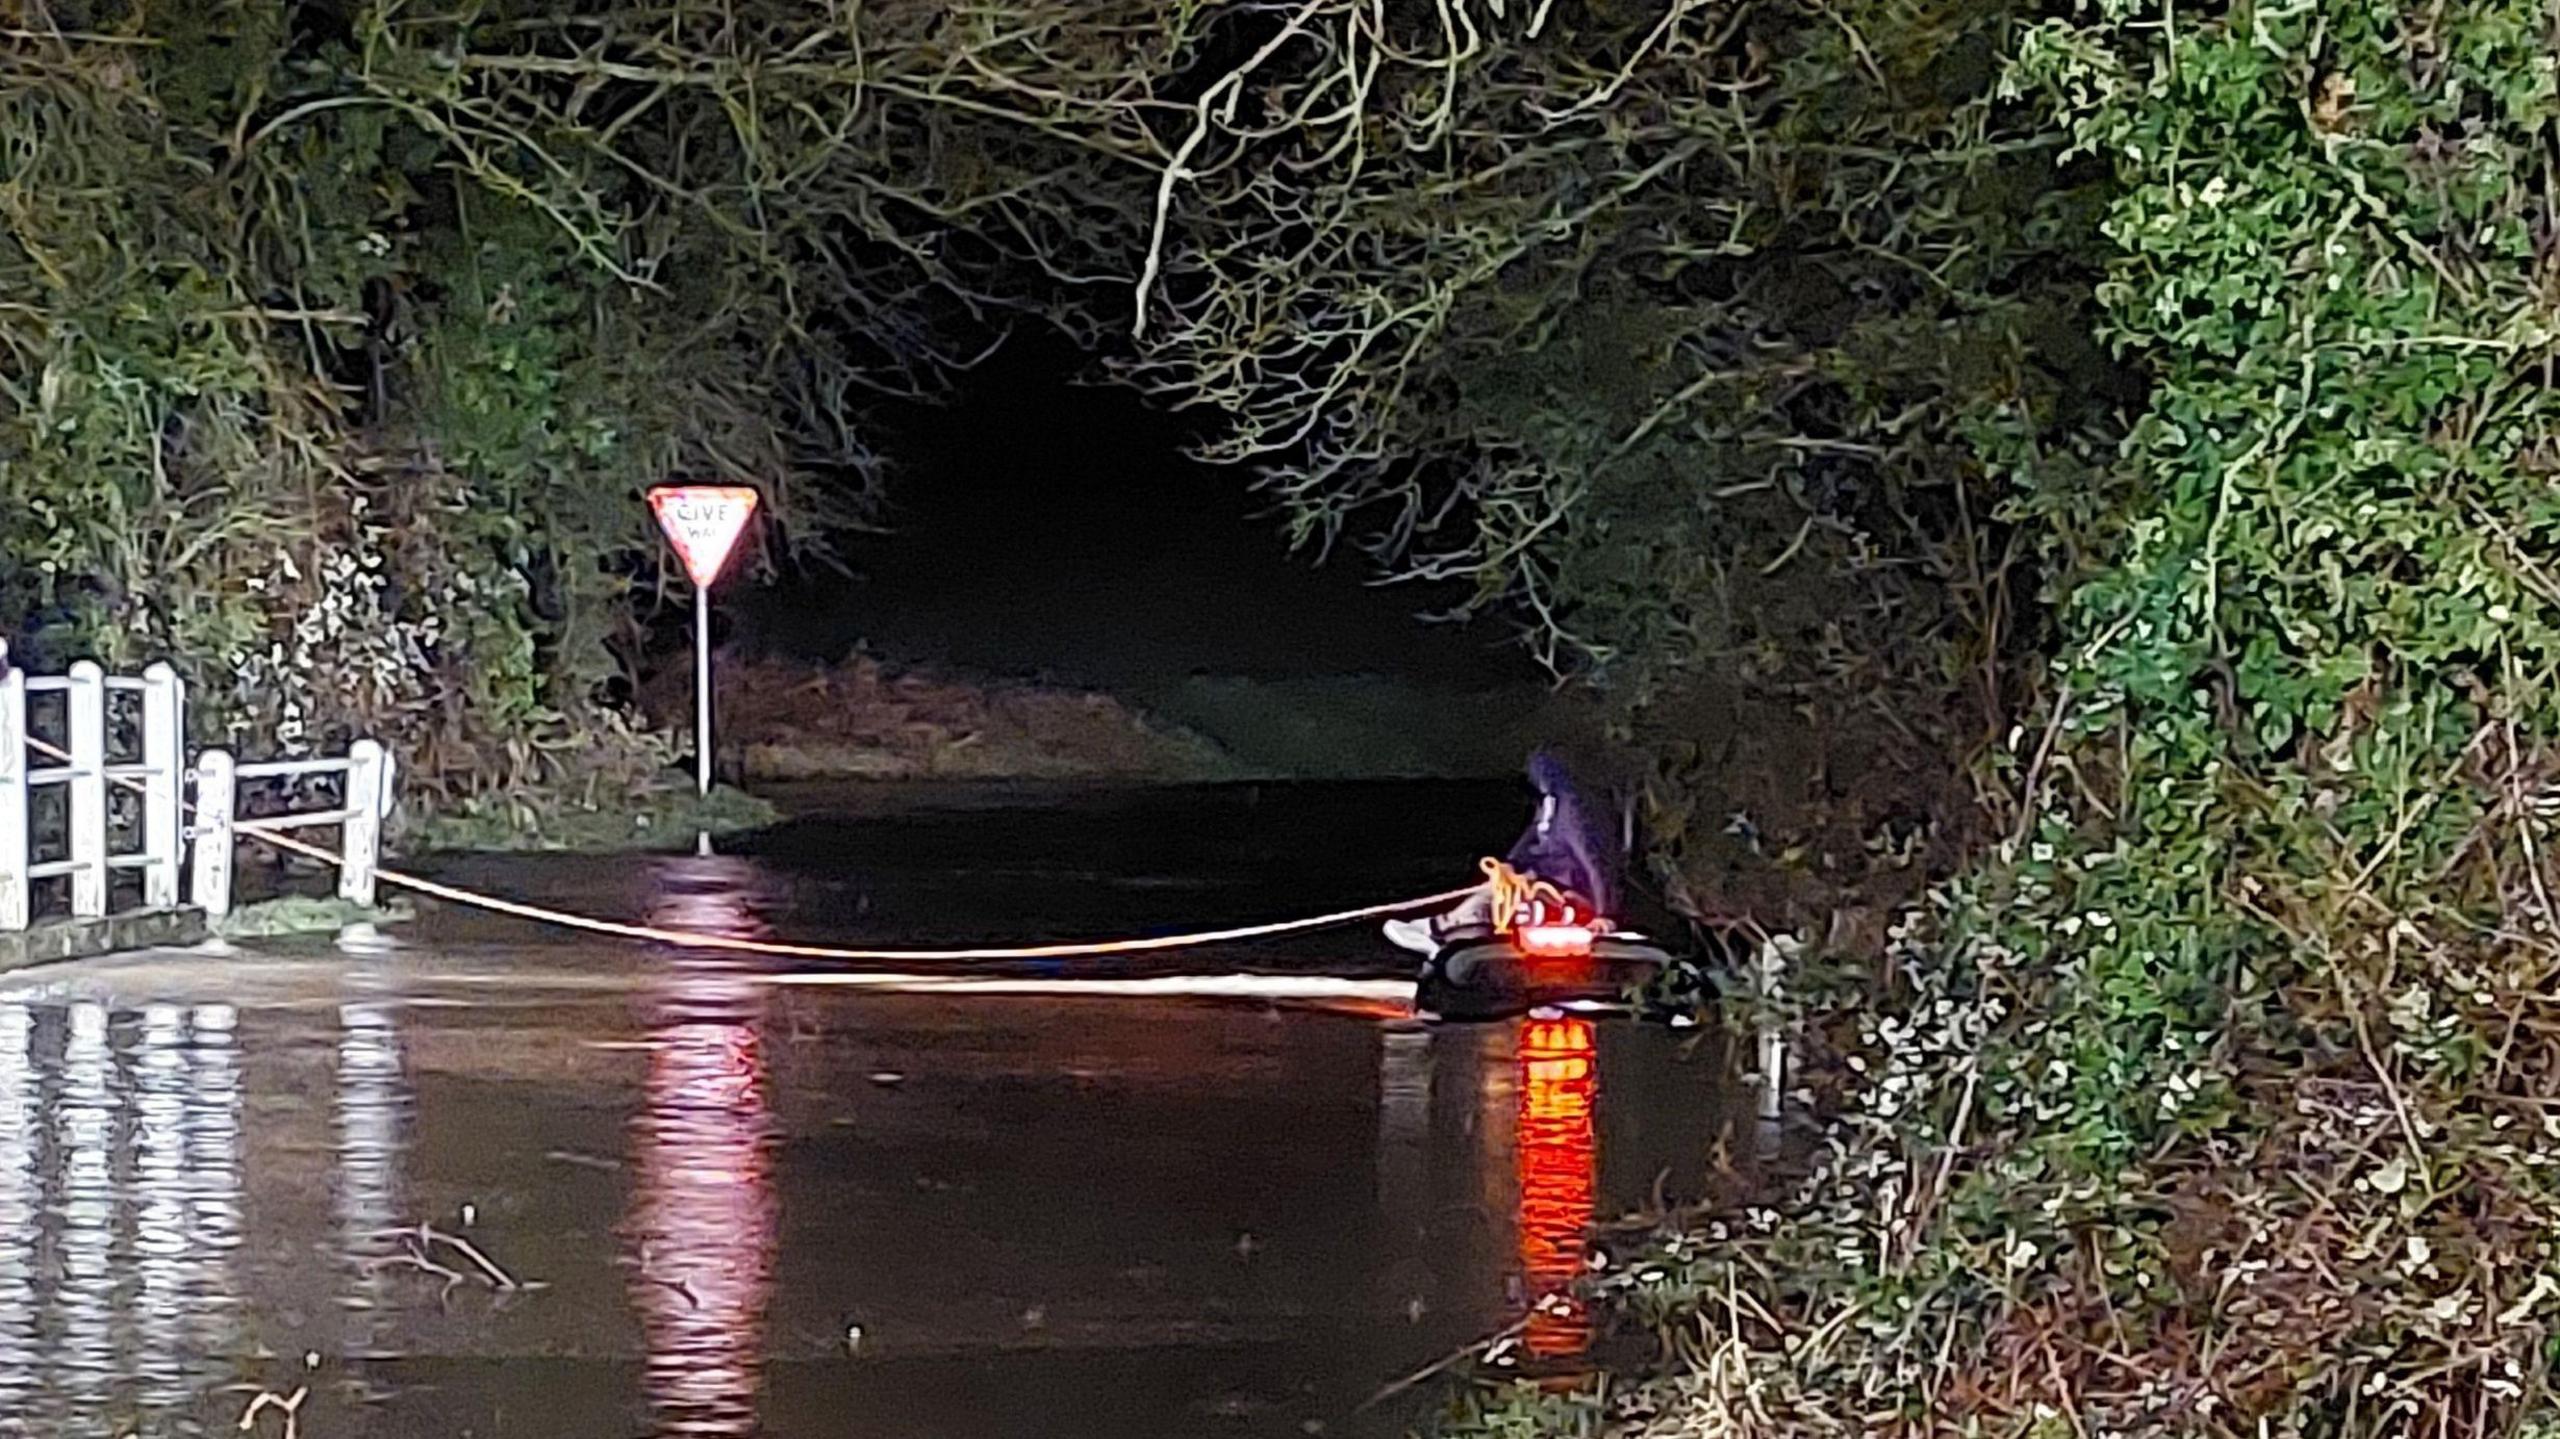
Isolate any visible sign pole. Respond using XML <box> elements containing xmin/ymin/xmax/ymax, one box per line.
<box><xmin>646</xmin><ymin>484</ymin><xmax>763</xmax><ymax>843</ymax></box>
<box><xmin>695</xmin><ymin>579</ymin><xmax>714</xmax><ymax>799</ymax></box>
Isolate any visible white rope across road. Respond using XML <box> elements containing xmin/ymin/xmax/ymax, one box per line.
<box><xmin>24</xmin><ymin>733</ymin><xmax>1472</xmax><ymax>963</ymax></box>
<box><xmin>357</xmin><ymin>863</ymin><xmax>1475</xmax><ymax>962</ymax></box>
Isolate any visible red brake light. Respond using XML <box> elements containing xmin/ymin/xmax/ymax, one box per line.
<box><xmin>1511</xmin><ymin>894</ymin><xmax>1603</xmax><ymax>957</ymax></box>
<box><xmin>1516</xmin><ymin>923</ymin><xmax>1595</xmax><ymax>958</ymax></box>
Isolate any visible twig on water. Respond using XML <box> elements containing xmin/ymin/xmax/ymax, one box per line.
<box><xmin>619</xmin><ymin>1241</ymin><xmax>703</xmax><ymax>1308</ymax></box>
<box><xmin>369</xmin><ymin>1221</ymin><xmax>532</xmax><ymax>1293</ymax></box>
<box><xmin>430</xmin><ymin>1224</ymin><xmax>524</xmax><ymax>1290</ymax></box>
<box><xmin>543</xmin><ymin>1148</ymin><xmax>622</xmax><ymax>1172</ymax></box>
<box><xmin>366</xmin><ymin>1245</ymin><xmax>471</xmax><ymax>1299</ymax></box>
<box><xmin>1358</xmin><ymin>1314</ymin><xmax>1533</xmax><ymax>1412</ymax></box>
<box><xmin>238</xmin><ymin>1387</ymin><xmax>308</xmax><ymax>1439</ymax></box>
<box><xmin>641</xmin><ymin>1272</ymin><xmax>702</xmax><ymax>1310</ymax></box>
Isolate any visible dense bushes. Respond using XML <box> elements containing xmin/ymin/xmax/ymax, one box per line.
<box><xmin>12</xmin><ymin>5</ymin><xmax>2560</xmax><ymax>1425</ymax></box>
<box><xmin>1439</xmin><ymin>0</ymin><xmax>2560</xmax><ymax>1432</ymax></box>
<box><xmin>0</xmin><ymin>1</ymin><xmax>938</xmax><ymax>801</ymax></box>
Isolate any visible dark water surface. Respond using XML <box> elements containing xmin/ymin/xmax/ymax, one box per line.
<box><xmin>0</xmin><ymin>782</ymin><xmax>1761</xmax><ymax>1437</ymax></box>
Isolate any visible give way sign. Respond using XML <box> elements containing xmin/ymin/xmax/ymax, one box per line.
<box><xmin>648</xmin><ymin>485</ymin><xmax>761</xmax><ymax>587</ymax></box>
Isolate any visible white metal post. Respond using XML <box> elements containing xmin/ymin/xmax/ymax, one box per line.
<box><xmin>189</xmin><ymin>748</ymin><xmax>236</xmax><ymax>921</ymax></box>
<box><xmin>64</xmin><ymin>661</ymin><xmax>106</xmax><ymax>919</ymax></box>
<box><xmin>1754</xmin><ymin>934</ymin><xmax>1788</xmax><ymax>1123</ymax></box>
<box><xmin>340</xmin><ymin>739</ymin><xmax>386</xmax><ymax>907</ymax></box>
<box><xmin>377</xmin><ymin>744</ymin><xmax>398</xmax><ymax>842</ymax></box>
<box><xmin>139</xmin><ymin>662</ymin><xmax>183</xmax><ymax>909</ymax></box>
<box><xmin>694</xmin><ymin>582</ymin><xmax>713</xmax><ymax>798</ymax></box>
<box><xmin>1757</xmin><ymin>1020</ymin><xmax>1786</xmax><ymax>1122</ymax></box>
<box><xmin>0</xmin><ymin>650</ymin><xmax>23</xmax><ymax>933</ymax></box>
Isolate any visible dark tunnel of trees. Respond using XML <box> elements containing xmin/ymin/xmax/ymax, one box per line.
<box><xmin>7</xmin><ymin>0</ymin><xmax>2560</xmax><ymax>1430</ymax></box>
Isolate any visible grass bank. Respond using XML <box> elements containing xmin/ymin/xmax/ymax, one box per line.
<box><xmin>391</xmin><ymin>660</ymin><xmax>1595</xmax><ymax>856</ymax></box>
<box><xmin>642</xmin><ymin>653</ymin><xmax>1245</xmax><ymax>783</ymax></box>
<box><xmin>402</xmin><ymin>779</ymin><xmax>780</xmax><ymax>854</ymax></box>
<box><xmin>642</xmin><ymin>653</ymin><xmax>1598</xmax><ymax>786</ymax></box>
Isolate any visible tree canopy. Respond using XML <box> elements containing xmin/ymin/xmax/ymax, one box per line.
<box><xmin>11</xmin><ymin>1</ymin><xmax>2560</xmax><ymax>1430</ymax></box>
<box><xmin>4</xmin><ymin>0</ymin><xmax>2100</xmax><ymax>809</ymax></box>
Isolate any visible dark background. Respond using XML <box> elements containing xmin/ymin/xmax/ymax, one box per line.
<box><xmin>732</xmin><ymin>333</ymin><xmax>1538</xmax><ymax>692</ymax></box>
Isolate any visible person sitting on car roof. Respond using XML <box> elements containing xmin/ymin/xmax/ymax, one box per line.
<box><xmin>1383</xmin><ymin>749</ymin><xmax>1621</xmax><ymax>956</ymax></box>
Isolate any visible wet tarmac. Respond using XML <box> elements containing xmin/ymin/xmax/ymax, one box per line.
<box><xmin>0</xmin><ymin>782</ymin><xmax>1763</xmax><ymax>1437</ymax></box>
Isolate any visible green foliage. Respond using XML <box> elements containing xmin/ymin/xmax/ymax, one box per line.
<box><xmin>16</xmin><ymin>8</ymin><xmax>2560</xmax><ymax>1424</ymax></box>
<box><xmin>0</xmin><ymin>2</ymin><xmax>912</xmax><ymax>807</ymax></box>
<box><xmin>1128</xmin><ymin>0</ymin><xmax>2125</xmax><ymax>695</ymax></box>
<box><xmin>1053</xmin><ymin>0</ymin><xmax>2138</xmax><ymax>928</ymax></box>
<box><xmin>403</xmin><ymin>781</ymin><xmax>779</xmax><ymax>855</ymax></box>
<box><xmin>1432</xmin><ymin>0</ymin><xmax>2560</xmax><ymax>1433</ymax></box>
<box><xmin>215</xmin><ymin>894</ymin><xmax>411</xmax><ymax>939</ymax></box>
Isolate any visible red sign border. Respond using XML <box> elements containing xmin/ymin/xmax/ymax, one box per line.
<box><xmin>647</xmin><ymin>484</ymin><xmax>762</xmax><ymax>588</ymax></box>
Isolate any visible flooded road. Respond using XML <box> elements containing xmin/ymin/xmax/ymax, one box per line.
<box><xmin>0</xmin><ymin>782</ymin><xmax>1763</xmax><ymax>1437</ymax></box>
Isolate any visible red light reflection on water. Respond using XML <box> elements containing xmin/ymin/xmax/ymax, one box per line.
<box><xmin>1516</xmin><ymin>1016</ymin><xmax>1597</xmax><ymax>1360</ymax></box>
<box><xmin>625</xmin><ymin>860</ymin><xmax>779</xmax><ymax>1438</ymax></box>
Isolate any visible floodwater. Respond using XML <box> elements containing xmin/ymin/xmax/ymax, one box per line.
<box><xmin>0</xmin><ymin>782</ymin><xmax>1766</xmax><ymax>1437</ymax></box>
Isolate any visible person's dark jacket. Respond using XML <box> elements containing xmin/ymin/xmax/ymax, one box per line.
<box><xmin>1503</xmin><ymin>750</ymin><xmax>1620</xmax><ymax>918</ymax></box>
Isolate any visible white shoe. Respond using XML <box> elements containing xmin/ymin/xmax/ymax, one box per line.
<box><xmin>1382</xmin><ymin>917</ymin><xmax>1439</xmax><ymax>956</ymax></box>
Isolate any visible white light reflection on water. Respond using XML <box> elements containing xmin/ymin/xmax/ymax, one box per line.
<box><xmin>626</xmin><ymin>856</ymin><xmax>781</xmax><ymax>1438</ymax></box>
<box><xmin>184</xmin><ymin>1004</ymin><xmax>245</xmax><ymax>1370</ymax></box>
<box><xmin>0</xmin><ymin>1004</ymin><xmax>36</xmax><ymax>1421</ymax></box>
<box><xmin>0</xmin><ymin>1000</ymin><xmax>250</xmax><ymax>1433</ymax></box>
<box><xmin>50</xmin><ymin>1002</ymin><xmax>116</xmax><ymax>1428</ymax></box>
<box><xmin>335</xmin><ymin>998</ymin><xmax>410</xmax><ymax>1357</ymax></box>
<box><xmin>132</xmin><ymin>1004</ymin><xmax>194</xmax><ymax>1412</ymax></box>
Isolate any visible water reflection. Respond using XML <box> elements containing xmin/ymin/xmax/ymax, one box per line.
<box><xmin>1515</xmin><ymin>1016</ymin><xmax>1597</xmax><ymax>1360</ymax></box>
<box><xmin>0</xmin><ymin>1001</ymin><xmax>249</xmax><ymax>1432</ymax></box>
<box><xmin>0</xmin><ymin>794</ymin><xmax>1748</xmax><ymax>1439</ymax></box>
<box><xmin>184</xmin><ymin>1004</ymin><xmax>244</xmax><ymax>1365</ymax></box>
<box><xmin>335</xmin><ymin>998</ymin><xmax>410</xmax><ymax>1357</ymax></box>
<box><xmin>133</xmin><ymin>1004</ymin><xmax>196</xmax><ymax>1411</ymax></box>
<box><xmin>627</xmin><ymin>857</ymin><xmax>782</xmax><ymax>1437</ymax></box>
<box><xmin>0</xmin><ymin>1005</ymin><xmax>37</xmax><ymax>1422</ymax></box>
<box><xmin>643</xmin><ymin>853</ymin><xmax>785</xmax><ymax>949</ymax></box>
<box><xmin>53</xmin><ymin>1003</ymin><xmax>118</xmax><ymax>1426</ymax></box>
<box><xmin>1376</xmin><ymin>1027</ymin><xmax>1431</xmax><ymax>1232</ymax></box>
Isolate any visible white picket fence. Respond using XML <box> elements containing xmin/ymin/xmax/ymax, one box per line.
<box><xmin>0</xmin><ymin>642</ymin><xmax>395</xmax><ymax>932</ymax></box>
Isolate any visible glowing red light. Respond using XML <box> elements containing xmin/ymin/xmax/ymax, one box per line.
<box><xmin>1516</xmin><ymin>1016</ymin><xmax>1597</xmax><ymax>1360</ymax></box>
<box><xmin>1515</xmin><ymin>924</ymin><xmax>1596</xmax><ymax>958</ymax></box>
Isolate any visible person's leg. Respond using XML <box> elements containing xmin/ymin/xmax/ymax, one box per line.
<box><xmin>1384</xmin><ymin>883</ymin><xmax>1497</xmax><ymax>956</ymax></box>
<box><xmin>1434</xmin><ymin>884</ymin><xmax>1495</xmax><ymax>935</ymax></box>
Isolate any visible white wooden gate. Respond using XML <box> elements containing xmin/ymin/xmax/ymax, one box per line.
<box><xmin>0</xmin><ymin>640</ymin><xmax>395</xmax><ymax>934</ymax></box>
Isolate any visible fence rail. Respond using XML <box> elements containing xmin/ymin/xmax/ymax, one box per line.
<box><xmin>0</xmin><ymin>640</ymin><xmax>394</xmax><ymax>934</ymax></box>
<box><xmin>189</xmin><ymin>741</ymin><xmax>394</xmax><ymax>918</ymax></box>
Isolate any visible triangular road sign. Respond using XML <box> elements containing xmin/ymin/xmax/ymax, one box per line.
<box><xmin>649</xmin><ymin>485</ymin><xmax>761</xmax><ymax>587</ymax></box>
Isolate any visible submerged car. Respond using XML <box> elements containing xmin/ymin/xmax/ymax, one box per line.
<box><xmin>1410</xmin><ymin>894</ymin><xmax>1674</xmax><ymax>1021</ymax></box>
